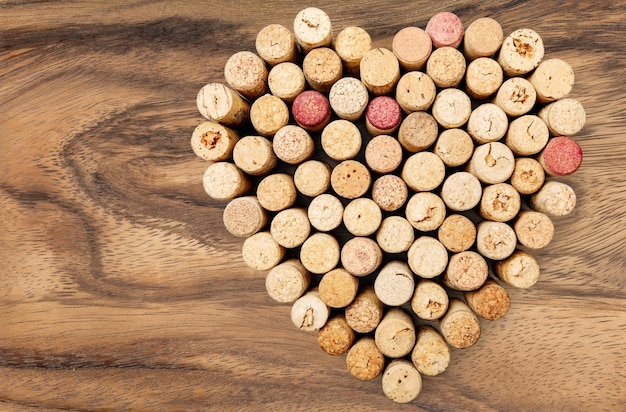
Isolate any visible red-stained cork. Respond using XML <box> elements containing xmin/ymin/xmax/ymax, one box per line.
<box><xmin>292</xmin><ymin>90</ymin><xmax>332</xmax><ymax>132</ymax></box>
<box><xmin>539</xmin><ymin>136</ymin><xmax>583</xmax><ymax>176</ymax></box>
<box><xmin>425</xmin><ymin>12</ymin><xmax>464</xmax><ymax>48</ymax></box>
<box><xmin>366</xmin><ymin>96</ymin><xmax>402</xmax><ymax>136</ymax></box>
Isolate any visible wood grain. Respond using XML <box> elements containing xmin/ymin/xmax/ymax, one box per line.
<box><xmin>1</xmin><ymin>1</ymin><xmax>625</xmax><ymax>410</ymax></box>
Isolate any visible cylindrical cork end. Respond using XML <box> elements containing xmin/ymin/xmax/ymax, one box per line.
<box><xmin>365</xmin><ymin>135</ymin><xmax>403</xmax><ymax>173</ymax></box>
<box><xmin>318</xmin><ymin>268</ymin><xmax>359</xmax><ymax>308</ymax></box>
<box><xmin>290</xmin><ymin>289</ymin><xmax>330</xmax><ymax>332</ymax></box>
<box><xmin>407</xmin><ymin>236</ymin><xmax>449</xmax><ymax>279</ymax></box>
<box><xmin>411</xmin><ymin>325</ymin><xmax>451</xmax><ymax>376</ymax></box>
<box><xmin>256</xmin><ymin>173</ymin><xmax>297</xmax><ymax>212</ymax></box>
<box><xmin>398</xmin><ymin>111</ymin><xmax>439</xmax><ymax>153</ymax></box>
<box><xmin>202</xmin><ymin>162</ymin><xmax>251</xmax><ymax>201</ymax></box>
<box><xmin>300</xmin><ymin>232</ymin><xmax>340</xmax><ymax>274</ymax></box>
<box><xmin>331</xmin><ymin>160</ymin><xmax>371</xmax><ymax>200</ymax></box>
<box><xmin>241</xmin><ymin>231</ymin><xmax>285</xmax><ymax>271</ymax></box>
<box><xmin>302</xmin><ymin>47</ymin><xmax>343</xmax><ymax>92</ymax></box>
<box><xmin>411</xmin><ymin>279</ymin><xmax>449</xmax><ymax>320</ymax></box>
<box><xmin>405</xmin><ymin>192</ymin><xmax>446</xmax><ymax>232</ymax></box>
<box><xmin>317</xmin><ymin>315</ymin><xmax>356</xmax><ymax>356</ymax></box>
<box><xmin>232</xmin><ymin>135</ymin><xmax>277</xmax><ymax>176</ymax></box>
<box><xmin>439</xmin><ymin>298</ymin><xmax>481</xmax><ymax>349</ymax></box>
<box><xmin>443</xmin><ymin>251</ymin><xmax>489</xmax><ymax>291</ymax></box>
<box><xmin>196</xmin><ymin>83</ymin><xmax>250</xmax><ymax>128</ymax></box>
<box><xmin>360</xmin><ymin>47</ymin><xmax>401</xmax><ymax>95</ymax></box>
<box><xmin>250</xmin><ymin>94</ymin><xmax>290</xmax><ymax>137</ymax></box>
<box><xmin>530</xmin><ymin>180</ymin><xmax>577</xmax><ymax>216</ymax></box>
<box><xmin>329</xmin><ymin>77</ymin><xmax>369</xmax><ymax>121</ymax></box>
<box><xmin>494</xmin><ymin>77</ymin><xmax>537</xmax><ymax>117</ymax></box>
<box><xmin>345</xmin><ymin>286</ymin><xmax>385</xmax><ymax>333</ymax></box>
<box><xmin>479</xmin><ymin>183</ymin><xmax>522</xmax><ymax>222</ymax></box>
<box><xmin>396</xmin><ymin>71</ymin><xmax>437</xmax><ymax>113</ymax></box>
<box><xmin>402</xmin><ymin>151</ymin><xmax>446</xmax><ymax>192</ymax></box>
<box><xmin>265</xmin><ymin>259</ymin><xmax>311</xmax><ymax>303</ymax></box>
<box><xmin>343</xmin><ymin>198</ymin><xmax>382</xmax><ymax>237</ymax></box>
<box><xmin>494</xmin><ymin>249</ymin><xmax>541</xmax><ymax>289</ymax></box>
<box><xmin>224</xmin><ymin>51</ymin><xmax>268</xmax><ymax>100</ymax></box>
<box><xmin>467</xmin><ymin>103</ymin><xmax>509</xmax><ymax>144</ymax></box>
<box><xmin>465</xmin><ymin>279</ymin><xmax>510</xmax><ymax>320</ymax></box>
<box><xmin>432</xmin><ymin>88</ymin><xmax>472</xmax><ymax>128</ymax></box>
<box><xmin>510</xmin><ymin>157</ymin><xmax>546</xmax><ymax>195</ymax></box>
<box><xmin>528</xmin><ymin>58</ymin><xmax>575</xmax><ymax>103</ymax></box>
<box><xmin>440</xmin><ymin>171</ymin><xmax>483</xmax><ymax>212</ymax></box>
<box><xmin>538</xmin><ymin>136</ymin><xmax>583</xmax><ymax>177</ymax></box>
<box><xmin>268</xmin><ymin>62</ymin><xmax>306</xmax><ymax>102</ymax></box>
<box><xmin>426</xmin><ymin>47</ymin><xmax>466</xmax><ymax>88</ymax></box>
<box><xmin>376</xmin><ymin>216</ymin><xmax>415</xmax><ymax>254</ymax></box>
<box><xmin>463</xmin><ymin>17</ymin><xmax>503</xmax><ymax>60</ymax></box>
<box><xmin>468</xmin><ymin>142</ymin><xmax>516</xmax><ymax>184</ymax></box>
<box><xmin>333</xmin><ymin>26</ymin><xmax>372</xmax><ymax>77</ymax></box>
<box><xmin>497</xmin><ymin>28</ymin><xmax>544</xmax><ymax>76</ymax></box>
<box><xmin>273</xmin><ymin>125</ymin><xmax>314</xmax><ymax>165</ymax></box>
<box><xmin>321</xmin><ymin>119</ymin><xmax>362</xmax><ymax>161</ymax></box>
<box><xmin>223</xmin><ymin>196</ymin><xmax>268</xmax><ymax>238</ymax></box>
<box><xmin>374</xmin><ymin>261</ymin><xmax>416</xmax><ymax>307</ymax></box>
<box><xmin>365</xmin><ymin>96</ymin><xmax>403</xmax><ymax>136</ymax></box>
<box><xmin>438</xmin><ymin>214</ymin><xmax>477</xmax><ymax>253</ymax></box>
<box><xmin>270</xmin><ymin>207</ymin><xmax>311</xmax><ymax>248</ymax></box>
<box><xmin>375</xmin><ymin>307</ymin><xmax>416</xmax><ymax>358</ymax></box>
<box><xmin>346</xmin><ymin>336</ymin><xmax>385</xmax><ymax>381</ymax></box>
<box><xmin>307</xmin><ymin>193</ymin><xmax>344</xmax><ymax>232</ymax></box>
<box><xmin>392</xmin><ymin>26</ymin><xmax>432</xmax><ymax>70</ymax></box>
<box><xmin>513</xmin><ymin>210</ymin><xmax>554</xmax><ymax>249</ymax></box>
<box><xmin>294</xmin><ymin>160</ymin><xmax>331</xmax><ymax>197</ymax></box>
<box><xmin>293</xmin><ymin>7</ymin><xmax>333</xmax><ymax>54</ymax></box>
<box><xmin>256</xmin><ymin>23</ymin><xmax>298</xmax><ymax>66</ymax></box>
<box><xmin>341</xmin><ymin>237</ymin><xmax>383</xmax><ymax>277</ymax></box>
<box><xmin>465</xmin><ymin>57</ymin><xmax>503</xmax><ymax>99</ymax></box>
<box><xmin>426</xmin><ymin>11</ymin><xmax>464</xmax><ymax>48</ymax></box>
<box><xmin>381</xmin><ymin>359</ymin><xmax>423</xmax><ymax>404</ymax></box>
<box><xmin>292</xmin><ymin>90</ymin><xmax>332</xmax><ymax>133</ymax></box>
<box><xmin>538</xmin><ymin>98</ymin><xmax>586</xmax><ymax>136</ymax></box>
<box><xmin>506</xmin><ymin>115</ymin><xmax>550</xmax><ymax>156</ymax></box>
<box><xmin>434</xmin><ymin>128</ymin><xmax>474</xmax><ymax>167</ymax></box>
<box><xmin>372</xmin><ymin>175</ymin><xmax>409</xmax><ymax>212</ymax></box>
<box><xmin>191</xmin><ymin>121</ymin><xmax>239</xmax><ymax>162</ymax></box>
<box><xmin>476</xmin><ymin>221</ymin><xmax>517</xmax><ymax>261</ymax></box>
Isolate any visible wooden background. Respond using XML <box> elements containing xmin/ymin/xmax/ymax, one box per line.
<box><xmin>1</xmin><ymin>0</ymin><xmax>625</xmax><ymax>410</ymax></box>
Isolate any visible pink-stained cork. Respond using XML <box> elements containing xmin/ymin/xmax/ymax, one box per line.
<box><xmin>365</xmin><ymin>96</ymin><xmax>402</xmax><ymax>136</ymax></box>
<box><xmin>292</xmin><ymin>90</ymin><xmax>332</xmax><ymax>132</ymax></box>
<box><xmin>425</xmin><ymin>12</ymin><xmax>464</xmax><ymax>48</ymax></box>
<box><xmin>539</xmin><ymin>136</ymin><xmax>583</xmax><ymax>176</ymax></box>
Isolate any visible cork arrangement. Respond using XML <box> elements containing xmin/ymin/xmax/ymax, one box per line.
<box><xmin>191</xmin><ymin>7</ymin><xmax>584</xmax><ymax>404</ymax></box>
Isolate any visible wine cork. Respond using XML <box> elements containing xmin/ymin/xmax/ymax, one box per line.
<box><xmin>443</xmin><ymin>250</ymin><xmax>489</xmax><ymax>291</ymax></box>
<box><xmin>191</xmin><ymin>121</ymin><xmax>239</xmax><ymax>162</ymax></box>
<box><xmin>376</xmin><ymin>216</ymin><xmax>415</xmax><ymax>254</ymax></box>
<box><xmin>439</xmin><ymin>298</ymin><xmax>481</xmax><ymax>349</ymax></box>
<box><xmin>426</xmin><ymin>11</ymin><xmax>464</xmax><ymax>48</ymax></box>
<box><xmin>438</xmin><ymin>214</ymin><xmax>476</xmax><ymax>253</ymax></box>
<box><xmin>300</xmin><ymin>232</ymin><xmax>340</xmax><ymax>274</ymax></box>
<box><xmin>494</xmin><ymin>249</ymin><xmax>540</xmax><ymax>289</ymax></box>
<box><xmin>398</xmin><ymin>111</ymin><xmax>438</xmax><ymax>153</ymax></box>
<box><xmin>375</xmin><ymin>307</ymin><xmax>416</xmax><ymax>358</ymax></box>
<box><xmin>371</xmin><ymin>175</ymin><xmax>408</xmax><ymax>212</ymax></box>
<box><xmin>270</xmin><ymin>207</ymin><xmax>311</xmax><ymax>248</ymax></box>
<box><xmin>328</xmin><ymin>78</ymin><xmax>369</xmax><ymax>122</ymax></box>
<box><xmin>330</xmin><ymin>160</ymin><xmax>371</xmax><ymax>200</ymax></box>
<box><xmin>392</xmin><ymin>26</ymin><xmax>432</xmax><ymax>70</ymax></box>
<box><xmin>360</xmin><ymin>47</ymin><xmax>401</xmax><ymax>95</ymax></box>
<box><xmin>268</xmin><ymin>62</ymin><xmax>306</xmax><ymax>102</ymax></box>
<box><xmin>321</xmin><ymin>119</ymin><xmax>362</xmax><ymax>161</ymax></box>
<box><xmin>294</xmin><ymin>160</ymin><xmax>331</xmax><ymax>197</ymax></box>
<box><xmin>407</xmin><ymin>236</ymin><xmax>448</xmax><ymax>279</ymax></box>
<box><xmin>196</xmin><ymin>83</ymin><xmax>250</xmax><ymax>128</ymax></box>
<box><xmin>224</xmin><ymin>51</ymin><xmax>268</xmax><ymax>100</ymax></box>
<box><xmin>223</xmin><ymin>196</ymin><xmax>268</xmax><ymax>238</ymax></box>
<box><xmin>538</xmin><ymin>97</ymin><xmax>586</xmax><ymax>136</ymax></box>
<box><xmin>514</xmin><ymin>210</ymin><xmax>554</xmax><ymax>249</ymax></box>
<box><xmin>365</xmin><ymin>135</ymin><xmax>403</xmax><ymax>173</ymax></box>
<box><xmin>411</xmin><ymin>280</ymin><xmax>449</xmax><ymax>321</ymax></box>
<box><xmin>255</xmin><ymin>23</ymin><xmax>298</xmax><ymax>66</ymax></box>
<box><xmin>232</xmin><ymin>135</ymin><xmax>277</xmax><ymax>176</ymax></box>
<box><xmin>494</xmin><ymin>77</ymin><xmax>537</xmax><ymax>117</ymax></box>
<box><xmin>510</xmin><ymin>157</ymin><xmax>546</xmax><ymax>195</ymax></box>
<box><xmin>318</xmin><ymin>268</ymin><xmax>359</xmax><ymax>308</ymax></box>
<box><xmin>434</xmin><ymin>128</ymin><xmax>474</xmax><ymax>167</ymax></box>
<box><xmin>530</xmin><ymin>180</ymin><xmax>576</xmax><ymax>217</ymax></box>
<box><xmin>401</xmin><ymin>151</ymin><xmax>446</xmax><ymax>192</ymax></box>
<box><xmin>365</xmin><ymin>95</ymin><xmax>402</xmax><ymax>136</ymax></box>
<box><xmin>440</xmin><ymin>171</ymin><xmax>483</xmax><ymax>212</ymax></box>
<box><xmin>479</xmin><ymin>183</ymin><xmax>522</xmax><ymax>222</ymax></box>
<box><xmin>256</xmin><ymin>173</ymin><xmax>297</xmax><ymax>212</ymax></box>
<box><xmin>241</xmin><ymin>231</ymin><xmax>285</xmax><ymax>271</ymax></box>
<box><xmin>395</xmin><ymin>71</ymin><xmax>437</xmax><ymax>113</ymax></box>
<box><xmin>307</xmin><ymin>193</ymin><xmax>344</xmax><ymax>232</ymax></box>
<box><xmin>291</xmin><ymin>288</ymin><xmax>330</xmax><ymax>332</ymax></box>
<box><xmin>374</xmin><ymin>261</ymin><xmax>415</xmax><ymax>307</ymax></box>
<box><xmin>411</xmin><ymin>325</ymin><xmax>450</xmax><ymax>376</ymax></box>
<box><xmin>293</xmin><ymin>7</ymin><xmax>333</xmax><ymax>54</ymax></box>
<box><xmin>317</xmin><ymin>315</ymin><xmax>356</xmax><ymax>356</ymax></box>
<box><xmin>505</xmin><ymin>115</ymin><xmax>550</xmax><ymax>156</ymax></box>
<box><xmin>431</xmin><ymin>88</ymin><xmax>472</xmax><ymax>128</ymax></box>
<box><xmin>265</xmin><ymin>259</ymin><xmax>311</xmax><ymax>303</ymax></box>
<box><xmin>405</xmin><ymin>192</ymin><xmax>446</xmax><ymax>232</ymax></box>
<box><xmin>250</xmin><ymin>94</ymin><xmax>290</xmax><ymax>137</ymax></box>
<box><xmin>345</xmin><ymin>286</ymin><xmax>384</xmax><ymax>333</ymax></box>
<box><xmin>272</xmin><ymin>125</ymin><xmax>314</xmax><ymax>165</ymax></box>
<box><xmin>463</xmin><ymin>17</ymin><xmax>504</xmax><ymax>60</ymax></box>
<box><xmin>302</xmin><ymin>47</ymin><xmax>343</xmax><ymax>92</ymax></box>
<box><xmin>202</xmin><ymin>162</ymin><xmax>250</xmax><ymax>201</ymax></box>
<box><xmin>538</xmin><ymin>136</ymin><xmax>583</xmax><ymax>177</ymax></box>
<box><xmin>333</xmin><ymin>26</ymin><xmax>372</xmax><ymax>76</ymax></box>
<box><xmin>528</xmin><ymin>58</ymin><xmax>575</xmax><ymax>103</ymax></box>
<box><xmin>467</xmin><ymin>103</ymin><xmax>509</xmax><ymax>144</ymax></box>
<box><xmin>465</xmin><ymin>57</ymin><xmax>504</xmax><ymax>99</ymax></box>
<box><xmin>343</xmin><ymin>198</ymin><xmax>382</xmax><ymax>237</ymax></box>
<box><xmin>468</xmin><ymin>142</ymin><xmax>515</xmax><ymax>184</ymax></box>
<box><xmin>476</xmin><ymin>221</ymin><xmax>517</xmax><ymax>260</ymax></box>
<box><xmin>381</xmin><ymin>359</ymin><xmax>423</xmax><ymax>404</ymax></box>
<box><xmin>464</xmin><ymin>279</ymin><xmax>510</xmax><ymax>321</ymax></box>
<box><xmin>341</xmin><ymin>237</ymin><xmax>383</xmax><ymax>277</ymax></box>
<box><xmin>497</xmin><ymin>28</ymin><xmax>544</xmax><ymax>76</ymax></box>
<box><xmin>292</xmin><ymin>90</ymin><xmax>332</xmax><ymax>133</ymax></box>
<box><xmin>426</xmin><ymin>47</ymin><xmax>466</xmax><ymax>88</ymax></box>
<box><xmin>346</xmin><ymin>336</ymin><xmax>385</xmax><ymax>381</ymax></box>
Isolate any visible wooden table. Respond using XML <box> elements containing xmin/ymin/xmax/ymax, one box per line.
<box><xmin>2</xmin><ymin>1</ymin><xmax>625</xmax><ymax>410</ymax></box>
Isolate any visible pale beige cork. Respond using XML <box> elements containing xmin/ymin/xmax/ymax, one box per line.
<box><xmin>463</xmin><ymin>17</ymin><xmax>504</xmax><ymax>60</ymax></box>
<box><xmin>514</xmin><ymin>210</ymin><xmax>554</xmax><ymax>249</ymax></box>
<box><xmin>341</xmin><ymin>237</ymin><xmax>383</xmax><ymax>277</ymax></box>
<box><xmin>537</xmin><ymin>97</ymin><xmax>586</xmax><ymax>136</ymax></box>
<box><xmin>411</xmin><ymin>280</ymin><xmax>449</xmax><ymax>321</ymax></box>
<box><xmin>191</xmin><ymin>121</ymin><xmax>239</xmax><ymax>162</ymax></box>
<box><xmin>268</xmin><ymin>62</ymin><xmax>306</xmax><ymax>102</ymax></box>
<box><xmin>241</xmin><ymin>231</ymin><xmax>285</xmax><ymax>271</ymax></box>
<box><xmin>411</xmin><ymin>325</ymin><xmax>450</xmax><ymax>376</ymax></box>
<box><xmin>494</xmin><ymin>249</ymin><xmax>540</xmax><ymax>289</ymax></box>
<box><xmin>333</xmin><ymin>26</ymin><xmax>371</xmax><ymax>76</ymax></box>
<box><xmin>398</xmin><ymin>111</ymin><xmax>439</xmax><ymax>153</ymax></box>
<box><xmin>331</xmin><ymin>160</ymin><xmax>371</xmax><ymax>200</ymax></box>
<box><xmin>321</xmin><ymin>119</ymin><xmax>362</xmax><ymax>161</ymax></box>
<box><xmin>497</xmin><ymin>28</ymin><xmax>544</xmax><ymax>76</ymax></box>
<box><xmin>479</xmin><ymin>183</ymin><xmax>522</xmax><ymax>222</ymax></box>
<box><xmin>270</xmin><ymin>207</ymin><xmax>311</xmax><ymax>248</ymax></box>
<box><xmin>328</xmin><ymin>76</ymin><xmax>369</xmax><ymax>121</ymax></box>
<box><xmin>374</xmin><ymin>261</ymin><xmax>415</xmax><ymax>307</ymax></box>
<box><xmin>318</xmin><ymin>268</ymin><xmax>359</xmax><ymax>308</ymax></box>
<box><xmin>265</xmin><ymin>258</ymin><xmax>311</xmax><ymax>303</ymax></box>
<box><xmin>255</xmin><ymin>23</ymin><xmax>298</xmax><ymax>66</ymax></box>
<box><xmin>302</xmin><ymin>47</ymin><xmax>343</xmax><ymax>92</ymax></box>
<box><xmin>290</xmin><ymin>288</ymin><xmax>330</xmax><ymax>332</ymax></box>
<box><xmin>407</xmin><ymin>236</ymin><xmax>448</xmax><ymax>279</ymax></box>
<box><xmin>371</xmin><ymin>175</ymin><xmax>409</xmax><ymax>212</ymax></box>
<box><xmin>468</xmin><ymin>142</ymin><xmax>515</xmax><ymax>184</ymax></box>
<box><xmin>202</xmin><ymin>162</ymin><xmax>251</xmax><ymax>201</ymax></box>
<box><xmin>317</xmin><ymin>315</ymin><xmax>356</xmax><ymax>356</ymax></box>
<box><xmin>431</xmin><ymin>88</ymin><xmax>472</xmax><ymax>128</ymax></box>
<box><xmin>439</xmin><ymin>298</ymin><xmax>481</xmax><ymax>349</ymax></box>
<box><xmin>401</xmin><ymin>151</ymin><xmax>446</xmax><ymax>192</ymax></box>
<box><xmin>392</xmin><ymin>26</ymin><xmax>432</xmax><ymax>71</ymax></box>
<box><xmin>294</xmin><ymin>160</ymin><xmax>331</xmax><ymax>197</ymax></box>
<box><xmin>346</xmin><ymin>336</ymin><xmax>385</xmax><ymax>381</ymax></box>
<box><xmin>381</xmin><ymin>359</ymin><xmax>423</xmax><ymax>404</ymax></box>
<box><xmin>256</xmin><ymin>173</ymin><xmax>297</xmax><ymax>212</ymax></box>
<box><xmin>494</xmin><ymin>77</ymin><xmax>537</xmax><ymax>117</ymax></box>
<box><xmin>232</xmin><ymin>135</ymin><xmax>277</xmax><ymax>176</ymax></box>
<box><xmin>395</xmin><ymin>71</ymin><xmax>437</xmax><ymax>113</ymax></box>
<box><xmin>223</xmin><ymin>196</ymin><xmax>268</xmax><ymax>238</ymax></box>
<box><xmin>510</xmin><ymin>157</ymin><xmax>546</xmax><ymax>195</ymax></box>
<box><xmin>375</xmin><ymin>307</ymin><xmax>416</xmax><ymax>358</ymax></box>
<box><xmin>300</xmin><ymin>232</ymin><xmax>340</xmax><ymax>275</ymax></box>
<box><xmin>307</xmin><ymin>193</ymin><xmax>344</xmax><ymax>232</ymax></box>
<box><xmin>528</xmin><ymin>58</ymin><xmax>575</xmax><ymax>103</ymax></box>
<box><xmin>293</xmin><ymin>7</ymin><xmax>333</xmax><ymax>54</ymax></box>
<box><xmin>434</xmin><ymin>128</ymin><xmax>474</xmax><ymax>168</ymax></box>
<box><xmin>345</xmin><ymin>286</ymin><xmax>385</xmax><ymax>334</ymax></box>
<box><xmin>360</xmin><ymin>47</ymin><xmax>401</xmax><ymax>95</ymax></box>
<box><xmin>224</xmin><ymin>51</ymin><xmax>268</xmax><ymax>100</ymax></box>
<box><xmin>530</xmin><ymin>180</ymin><xmax>577</xmax><ymax>217</ymax></box>
<box><xmin>426</xmin><ymin>46</ymin><xmax>466</xmax><ymax>88</ymax></box>
<box><xmin>440</xmin><ymin>171</ymin><xmax>483</xmax><ymax>212</ymax></box>
<box><xmin>505</xmin><ymin>115</ymin><xmax>550</xmax><ymax>156</ymax></box>
<box><xmin>438</xmin><ymin>214</ymin><xmax>476</xmax><ymax>253</ymax></box>
<box><xmin>196</xmin><ymin>83</ymin><xmax>250</xmax><ymax>128</ymax></box>
<box><xmin>464</xmin><ymin>279</ymin><xmax>510</xmax><ymax>321</ymax></box>
<box><xmin>376</xmin><ymin>216</ymin><xmax>415</xmax><ymax>254</ymax></box>
<box><xmin>476</xmin><ymin>221</ymin><xmax>517</xmax><ymax>261</ymax></box>
<box><xmin>272</xmin><ymin>125</ymin><xmax>314</xmax><ymax>165</ymax></box>
<box><xmin>465</xmin><ymin>57</ymin><xmax>504</xmax><ymax>99</ymax></box>
<box><xmin>250</xmin><ymin>94</ymin><xmax>290</xmax><ymax>137</ymax></box>
<box><xmin>405</xmin><ymin>192</ymin><xmax>446</xmax><ymax>232</ymax></box>
<box><xmin>443</xmin><ymin>250</ymin><xmax>489</xmax><ymax>291</ymax></box>
<box><xmin>467</xmin><ymin>103</ymin><xmax>509</xmax><ymax>144</ymax></box>
<box><xmin>365</xmin><ymin>135</ymin><xmax>403</xmax><ymax>174</ymax></box>
<box><xmin>343</xmin><ymin>198</ymin><xmax>382</xmax><ymax>237</ymax></box>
